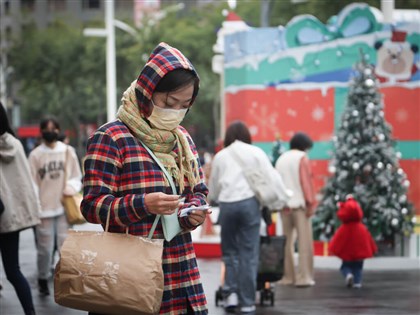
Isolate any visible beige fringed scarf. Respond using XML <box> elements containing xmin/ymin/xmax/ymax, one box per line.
<box><xmin>117</xmin><ymin>81</ymin><xmax>200</xmax><ymax>193</ymax></box>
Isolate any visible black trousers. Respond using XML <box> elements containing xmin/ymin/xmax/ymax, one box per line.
<box><xmin>0</xmin><ymin>231</ymin><xmax>35</xmax><ymax>315</ymax></box>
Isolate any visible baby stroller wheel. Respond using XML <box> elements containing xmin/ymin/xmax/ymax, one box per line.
<box><xmin>270</xmin><ymin>291</ymin><xmax>275</xmax><ymax>306</ymax></box>
<box><xmin>215</xmin><ymin>286</ymin><xmax>223</xmax><ymax>306</ymax></box>
<box><xmin>260</xmin><ymin>287</ymin><xmax>275</xmax><ymax>306</ymax></box>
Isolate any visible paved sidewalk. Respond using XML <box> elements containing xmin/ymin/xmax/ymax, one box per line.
<box><xmin>1</xmin><ymin>227</ymin><xmax>419</xmax><ymax>315</ymax></box>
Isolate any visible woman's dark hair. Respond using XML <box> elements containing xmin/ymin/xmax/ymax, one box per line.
<box><xmin>290</xmin><ymin>132</ymin><xmax>313</xmax><ymax>151</ymax></box>
<box><xmin>0</xmin><ymin>102</ymin><xmax>15</xmax><ymax>136</ymax></box>
<box><xmin>40</xmin><ymin>116</ymin><xmax>60</xmax><ymax>131</ymax></box>
<box><xmin>155</xmin><ymin>69</ymin><xmax>199</xmax><ymax>101</ymax></box>
<box><xmin>224</xmin><ymin>120</ymin><xmax>252</xmax><ymax>147</ymax></box>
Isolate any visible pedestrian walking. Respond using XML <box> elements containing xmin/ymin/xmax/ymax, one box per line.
<box><xmin>81</xmin><ymin>42</ymin><xmax>210</xmax><ymax>315</ymax></box>
<box><xmin>0</xmin><ymin>103</ymin><xmax>41</xmax><ymax>315</ymax></box>
<box><xmin>208</xmin><ymin>121</ymin><xmax>275</xmax><ymax>314</ymax></box>
<box><xmin>275</xmin><ymin>132</ymin><xmax>316</xmax><ymax>287</ymax></box>
<box><xmin>329</xmin><ymin>195</ymin><xmax>377</xmax><ymax>288</ymax></box>
<box><xmin>28</xmin><ymin>117</ymin><xmax>82</xmax><ymax>296</ymax></box>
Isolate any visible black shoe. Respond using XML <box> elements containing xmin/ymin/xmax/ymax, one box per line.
<box><xmin>38</xmin><ymin>279</ymin><xmax>50</xmax><ymax>296</ymax></box>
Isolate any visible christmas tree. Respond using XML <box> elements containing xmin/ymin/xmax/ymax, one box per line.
<box><xmin>313</xmin><ymin>53</ymin><xmax>415</xmax><ymax>243</ymax></box>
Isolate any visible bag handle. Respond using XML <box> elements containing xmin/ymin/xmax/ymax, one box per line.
<box><xmin>138</xmin><ymin>139</ymin><xmax>178</xmax><ymax>239</ymax></box>
<box><xmin>104</xmin><ymin>203</ymin><xmax>154</xmax><ymax>237</ymax></box>
<box><xmin>63</xmin><ymin>145</ymin><xmax>69</xmax><ymax>185</ymax></box>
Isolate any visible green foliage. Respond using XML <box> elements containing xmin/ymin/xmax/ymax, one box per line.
<box><xmin>313</xmin><ymin>55</ymin><xmax>414</xmax><ymax>243</ymax></box>
<box><xmin>10</xmin><ymin>21</ymin><xmax>107</xmax><ymax>130</ymax></box>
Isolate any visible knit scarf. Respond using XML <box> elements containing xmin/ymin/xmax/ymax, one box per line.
<box><xmin>117</xmin><ymin>81</ymin><xmax>200</xmax><ymax>193</ymax></box>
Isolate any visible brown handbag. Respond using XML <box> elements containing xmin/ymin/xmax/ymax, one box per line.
<box><xmin>61</xmin><ymin>193</ymin><xmax>85</xmax><ymax>225</ymax></box>
<box><xmin>62</xmin><ymin>146</ymin><xmax>86</xmax><ymax>225</ymax></box>
<box><xmin>54</xmin><ymin>209</ymin><xmax>164</xmax><ymax>314</ymax></box>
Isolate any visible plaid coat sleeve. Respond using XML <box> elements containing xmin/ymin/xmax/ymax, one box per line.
<box><xmin>81</xmin><ymin>126</ymin><xmax>151</xmax><ymax>228</ymax></box>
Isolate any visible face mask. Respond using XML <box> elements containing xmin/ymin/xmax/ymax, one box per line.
<box><xmin>42</xmin><ymin>131</ymin><xmax>58</xmax><ymax>143</ymax></box>
<box><xmin>148</xmin><ymin>102</ymin><xmax>188</xmax><ymax>130</ymax></box>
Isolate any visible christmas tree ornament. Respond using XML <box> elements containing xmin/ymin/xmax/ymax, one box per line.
<box><xmin>401</xmin><ymin>208</ymin><xmax>408</xmax><ymax>215</ymax></box>
<box><xmin>378</xmin><ymin>133</ymin><xmax>385</xmax><ymax>141</ymax></box>
<box><xmin>365</xmin><ymin>78</ymin><xmax>374</xmax><ymax>87</ymax></box>
<box><xmin>403</xmin><ymin>180</ymin><xmax>410</xmax><ymax>188</ymax></box>
<box><xmin>367</xmin><ymin>102</ymin><xmax>375</xmax><ymax>109</ymax></box>
<box><xmin>363</xmin><ymin>164</ymin><xmax>372</xmax><ymax>172</ymax></box>
<box><xmin>377</xmin><ymin>162</ymin><xmax>384</xmax><ymax>169</ymax></box>
<box><xmin>399</xmin><ymin>195</ymin><xmax>407</xmax><ymax>203</ymax></box>
<box><xmin>352</xmin><ymin>162</ymin><xmax>360</xmax><ymax>170</ymax></box>
<box><xmin>334</xmin><ymin>195</ymin><xmax>340</xmax><ymax>201</ymax></box>
<box><xmin>412</xmin><ymin>217</ymin><xmax>417</xmax><ymax>224</ymax></box>
<box><xmin>386</xmin><ymin>163</ymin><xmax>392</xmax><ymax>170</ymax></box>
<box><xmin>328</xmin><ymin>165</ymin><xmax>336</xmax><ymax>174</ymax></box>
<box><xmin>379</xmin><ymin>111</ymin><xmax>384</xmax><ymax>117</ymax></box>
<box><xmin>397</xmin><ymin>168</ymin><xmax>404</xmax><ymax>175</ymax></box>
<box><xmin>391</xmin><ymin>218</ymin><xmax>399</xmax><ymax>226</ymax></box>
<box><xmin>364</xmin><ymin>68</ymin><xmax>372</xmax><ymax>75</ymax></box>
<box><xmin>352</xmin><ymin>110</ymin><xmax>359</xmax><ymax>117</ymax></box>
<box><xmin>396</xmin><ymin>152</ymin><xmax>402</xmax><ymax>158</ymax></box>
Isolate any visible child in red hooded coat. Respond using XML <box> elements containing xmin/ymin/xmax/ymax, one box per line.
<box><xmin>329</xmin><ymin>195</ymin><xmax>377</xmax><ymax>288</ymax></box>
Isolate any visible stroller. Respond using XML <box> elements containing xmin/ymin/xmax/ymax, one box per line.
<box><xmin>215</xmin><ymin>233</ymin><xmax>286</xmax><ymax>307</ymax></box>
<box><xmin>256</xmin><ymin>234</ymin><xmax>286</xmax><ymax>305</ymax></box>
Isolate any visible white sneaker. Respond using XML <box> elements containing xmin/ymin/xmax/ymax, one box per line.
<box><xmin>240</xmin><ymin>305</ymin><xmax>256</xmax><ymax>313</ymax></box>
<box><xmin>224</xmin><ymin>292</ymin><xmax>238</xmax><ymax>311</ymax></box>
<box><xmin>353</xmin><ymin>283</ymin><xmax>362</xmax><ymax>289</ymax></box>
<box><xmin>345</xmin><ymin>274</ymin><xmax>354</xmax><ymax>288</ymax></box>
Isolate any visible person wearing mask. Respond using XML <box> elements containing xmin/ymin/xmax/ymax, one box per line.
<box><xmin>28</xmin><ymin>117</ymin><xmax>82</xmax><ymax>296</ymax></box>
<box><xmin>208</xmin><ymin>121</ymin><xmax>275</xmax><ymax>314</ymax></box>
<box><xmin>0</xmin><ymin>103</ymin><xmax>40</xmax><ymax>314</ymax></box>
<box><xmin>275</xmin><ymin>132</ymin><xmax>316</xmax><ymax>287</ymax></box>
<box><xmin>81</xmin><ymin>42</ymin><xmax>210</xmax><ymax>315</ymax></box>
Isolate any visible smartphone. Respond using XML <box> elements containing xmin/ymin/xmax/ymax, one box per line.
<box><xmin>179</xmin><ymin>205</ymin><xmax>211</xmax><ymax>217</ymax></box>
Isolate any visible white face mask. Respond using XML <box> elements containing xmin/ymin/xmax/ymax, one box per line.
<box><xmin>148</xmin><ymin>101</ymin><xmax>188</xmax><ymax>130</ymax></box>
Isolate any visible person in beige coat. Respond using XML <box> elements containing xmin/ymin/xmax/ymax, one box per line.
<box><xmin>275</xmin><ymin>132</ymin><xmax>316</xmax><ymax>287</ymax></box>
<box><xmin>0</xmin><ymin>103</ymin><xmax>41</xmax><ymax>315</ymax></box>
<box><xmin>28</xmin><ymin>117</ymin><xmax>82</xmax><ymax>296</ymax></box>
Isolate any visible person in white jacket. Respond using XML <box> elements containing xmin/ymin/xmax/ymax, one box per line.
<box><xmin>28</xmin><ymin>117</ymin><xmax>82</xmax><ymax>296</ymax></box>
<box><xmin>208</xmin><ymin>121</ymin><xmax>278</xmax><ymax>314</ymax></box>
<box><xmin>0</xmin><ymin>103</ymin><xmax>40</xmax><ymax>314</ymax></box>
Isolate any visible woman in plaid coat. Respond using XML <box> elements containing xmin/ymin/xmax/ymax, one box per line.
<box><xmin>81</xmin><ymin>43</ymin><xmax>210</xmax><ymax>314</ymax></box>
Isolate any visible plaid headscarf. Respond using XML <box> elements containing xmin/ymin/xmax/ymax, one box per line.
<box><xmin>117</xmin><ymin>43</ymin><xmax>201</xmax><ymax>192</ymax></box>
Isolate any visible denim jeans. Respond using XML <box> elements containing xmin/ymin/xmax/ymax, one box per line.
<box><xmin>340</xmin><ymin>260</ymin><xmax>364</xmax><ymax>284</ymax></box>
<box><xmin>36</xmin><ymin>214</ymin><xmax>69</xmax><ymax>279</ymax></box>
<box><xmin>0</xmin><ymin>231</ymin><xmax>35</xmax><ymax>315</ymax></box>
<box><xmin>219</xmin><ymin>197</ymin><xmax>261</xmax><ymax>308</ymax></box>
